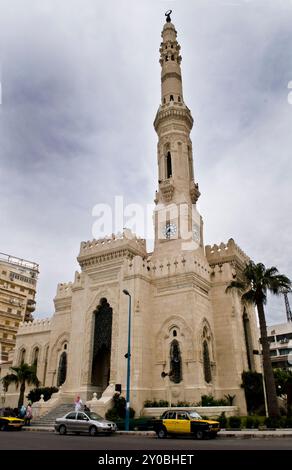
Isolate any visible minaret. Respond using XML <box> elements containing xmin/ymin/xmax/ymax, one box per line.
<box><xmin>153</xmin><ymin>11</ymin><xmax>202</xmax><ymax>255</ymax></box>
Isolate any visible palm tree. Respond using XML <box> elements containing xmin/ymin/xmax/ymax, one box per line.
<box><xmin>1</xmin><ymin>363</ymin><xmax>40</xmax><ymax>409</ymax></box>
<box><xmin>226</xmin><ymin>261</ymin><xmax>291</xmax><ymax>418</ymax></box>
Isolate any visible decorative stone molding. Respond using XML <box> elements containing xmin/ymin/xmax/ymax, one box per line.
<box><xmin>155</xmin><ymin>314</ymin><xmax>194</xmax><ymax>364</ymax></box>
<box><xmin>190</xmin><ymin>181</ymin><xmax>201</xmax><ymax>204</ymax></box>
<box><xmin>154</xmin><ymin>105</ymin><xmax>193</xmax><ymax>133</ymax></box>
<box><xmin>159</xmin><ymin>178</ymin><xmax>175</xmax><ymax>203</ymax></box>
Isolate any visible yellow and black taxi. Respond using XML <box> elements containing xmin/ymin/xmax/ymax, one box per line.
<box><xmin>0</xmin><ymin>416</ymin><xmax>24</xmax><ymax>431</ymax></box>
<box><xmin>154</xmin><ymin>410</ymin><xmax>220</xmax><ymax>439</ymax></box>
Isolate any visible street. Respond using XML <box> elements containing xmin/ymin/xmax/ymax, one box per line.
<box><xmin>0</xmin><ymin>431</ymin><xmax>291</xmax><ymax>450</ymax></box>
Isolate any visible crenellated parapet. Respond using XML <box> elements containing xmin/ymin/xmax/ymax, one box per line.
<box><xmin>205</xmin><ymin>238</ymin><xmax>249</xmax><ymax>270</ymax></box>
<box><xmin>125</xmin><ymin>251</ymin><xmax>210</xmax><ymax>282</ymax></box>
<box><xmin>56</xmin><ymin>282</ymin><xmax>73</xmax><ymax>297</ymax></box>
<box><xmin>18</xmin><ymin>318</ymin><xmax>51</xmax><ymax>335</ymax></box>
<box><xmin>78</xmin><ymin>230</ymin><xmax>147</xmax><ymax>270</ymax></box>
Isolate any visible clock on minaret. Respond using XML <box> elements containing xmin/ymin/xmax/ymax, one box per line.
<box><xmin>162</xmin><ymin>223</ymin><xmax>177</xmax><ymax>239</ymax></box>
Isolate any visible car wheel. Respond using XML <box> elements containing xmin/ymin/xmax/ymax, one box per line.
<box><xmin>89</xmin><ymin>426</ymin><xmax>98</xmax><ymax>436</ymax></box>
<box><xmin>59</xmin><ymin>425</ymin><xmax>67</xmax><ymax>435</ymax></box>
<box><xmin>157</xmin><ymin>427</ymin><xmax>167</xmax><ymax>439</ymax></box>
<box><xmin>0</xmin><ymin>423</ymin><xmax>8</xmax><ymax>432</ymax></box>
<box><xmin>195</xmin><ymin>430</ymin><xmax>204</xmax><ymax>440</ymax></box>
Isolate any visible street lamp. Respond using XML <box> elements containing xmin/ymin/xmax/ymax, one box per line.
<box><xmin>123</xmin><ymin>289</ymin><xmax>132</xmax><ymax>431</ymax></box>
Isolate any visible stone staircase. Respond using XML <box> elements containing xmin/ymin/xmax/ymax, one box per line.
<box><xmin>32</xmin><ymin>403</ymin><xmax>74</xmax><ymax>427</ymax></box>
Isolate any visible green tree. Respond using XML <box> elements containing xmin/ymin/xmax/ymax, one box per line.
<box><xmin>1</xmin><ymin>363</ymin><xmax>40</xmax><ymax>408</ymax></box>
<box><xmin>274</xmin><ymin>368</ymin><xmax>292</xmax><ymax>410</ymax></box>
<box><xmin>226</xmin><ymin>261</ymin><xmax>291</xmax><ymax>418</ymax></box>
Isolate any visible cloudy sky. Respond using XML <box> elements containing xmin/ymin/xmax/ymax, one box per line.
<box><xmin>0</xmin><ymin>0</ymin><xmax>291</xmax><ymax>324</ymax></box>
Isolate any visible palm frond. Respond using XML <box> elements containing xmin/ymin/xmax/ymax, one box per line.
<box><xmin>1</xmin><ymin>373</ymin><xmax>19</xmax><ymax>391</ymax></box>
<box><xmin>241</xmin><ymin>289</ymin><xmax>257</xmax><ymax>305</ymax></box>
<box><xmin>225</xmin><ymin>280</ymin><xmax>246</xmax><ymax>294</ymax></box>
<box><xmin>264</xmin><ymin>266</ymin><xmax>279</xmax><ymax>278</ymax></box>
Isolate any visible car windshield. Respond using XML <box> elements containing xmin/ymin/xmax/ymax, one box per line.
<box><xmin>86</xmin><ymin>412</ymin><xmax>103</xmax><ymax>421</ymax></box>
<box><xmin>188</xmin><ymin>411</ymin><xmax>202</xmax><ymax>420</ymax></box>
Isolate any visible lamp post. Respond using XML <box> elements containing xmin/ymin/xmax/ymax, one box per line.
<box><xmin>123</xmin><ymin>289</ymin><xmax>132</xmax><ymax>431</ymax></box>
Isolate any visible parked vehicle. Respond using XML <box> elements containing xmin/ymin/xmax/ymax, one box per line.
<box><xmin>0</xmin><ymin>416</ymin><xmax>24</xmax><ymax>431</ymax></box>
<box><xmin>153</xmin><ymin>410</ymin><xmax>220</xmax><ymax>439</ymax></box>
<box><xmin>54</xmin><ymin>411</ymin><xmax>117</xmax><ymax>436</ymax></box>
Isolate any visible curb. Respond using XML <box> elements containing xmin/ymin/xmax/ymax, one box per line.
<box><xmin>23</xmin><ymin>427</ymin><xmax>292</xmax><ymax>438</ymax></box>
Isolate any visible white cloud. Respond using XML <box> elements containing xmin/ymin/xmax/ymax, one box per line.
<box><xmin>0</xmin><ymin>0</ymin><xmax>291</xmax><ymax>324</ymax></box>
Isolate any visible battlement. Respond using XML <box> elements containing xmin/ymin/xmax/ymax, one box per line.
<box><xmin>125</xmin><ymin>251</ymin><xmax>210</xmax><ymax>281</ymax></box>
<box><xmin>18</xmin><ymin>318</ymin><xmax>51</xmax><ymax>334</ymax></box>
<box><xmin>56</xmin><ymin>282</ymin><xmax>73</xmax><ymax>297</ymax></box>
<box><xmin>205</xmin><ymin>238</ymin><xmax>249</xmax><ymax>266</ymax></box>
<box><xmin>78</xmin><ymin>230</ymin><xmax>147</xmax><ymax>269</ymax></box>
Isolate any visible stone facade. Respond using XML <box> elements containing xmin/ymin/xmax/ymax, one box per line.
<box><xmin>1</xmin><ymin>16</ymin><xmax>260</xmax><ymax>415</ymax></box>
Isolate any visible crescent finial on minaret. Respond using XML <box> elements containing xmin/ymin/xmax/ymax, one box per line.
<box><xmin>165</xmin><ymin>10</ymin><xmax>172</xmax><ymax>23</ymax></box>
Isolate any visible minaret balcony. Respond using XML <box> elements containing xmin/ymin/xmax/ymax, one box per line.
<box><xmin>159</xmin><ymin>178</ymin><xmax>175</xmax><ymax>203</ymax></box>
<box><xmin>154</xmin><ymin>105</ymin><xmax>193</xmax><ymax>133</ymax></box>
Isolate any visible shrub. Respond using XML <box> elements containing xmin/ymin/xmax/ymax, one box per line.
<box><xmin>105</xmin><ymin>393</ymin><xmax>135</xmax><ymax>421</ymax></box>
<box><xmin>241</xmin><ymin>371</ymin><xmax>265</xmax><ymax>414</ymax></box>
<box><xmin>26</xmin><ymin>387</ymin><xmax>58</xmax><ymax>403</ymax></box>
<box><xmin>200</xmin><ymin>395</ymin><xmax>228</xmax><ymax>407</ymax></box>
<box><xmin>176</xmin><ymin>401</ymin><xmax>191</xmax><ymax>407</ymax></box>
<box><xmin>228</xmin><ymin>416</ymin><xmax>241</xmax><ymax>429</ymax></box>
<box><xmin>224</xmin><ymin>394</ymin><xmax>236</xmax><ymax>406</ymax></box>
<box><xmin>143</xmin><ymin>399</ymin><xmax>169</xmax><ymax>407</ymax></box>
<box><xmin>218</xmin><ymin>412</ymin><xmax>227</xmax><ymax>428</ymax></box>
<box><xmin>115</xmin><ymin>417</ymin><xmax>156</xmax><ymax>431</ymax></box>
<box><xmin>264</xmin><ymin>416</ymin><xmax>282</xmax><ymax>429</ymax></box>
<box><xmin>245</xmin><ymin>416</ymin><xmax>259</xmax><ymax>429</ymax></box>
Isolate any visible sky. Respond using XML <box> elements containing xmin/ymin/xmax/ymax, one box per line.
<box><xmin>0</xmin><ymin>0</ymin><xmax>291</xmax><ymax>324</ymax></box>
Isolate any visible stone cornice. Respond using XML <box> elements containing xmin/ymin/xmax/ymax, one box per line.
<box><xmin>154</xmin><ymin>105</ymin><xmax>193</xmax><ymax>132</ymax></box>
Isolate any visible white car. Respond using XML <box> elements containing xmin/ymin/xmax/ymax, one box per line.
<box><xmin>54</xmin><ymin>411</ymin><xmax>117</xmax><ymax>436</ymax></box>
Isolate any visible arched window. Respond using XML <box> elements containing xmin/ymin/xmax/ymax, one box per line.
<box><xmin>19</xmin><ymin>348</ymin><xmax>26</xmax><ymax>365</ymax></box>
<box><xmin>170</xmin><ymin>94</ymin><xmax>174</xmax><ymax>101</ymax></box>
<box><xmin>203</xmin><ymin>340</ymin><xmax>212</xmax><ymax>383</ymax></box>
<box><xmin>91</xmin><ymin>298</ymin><xmax>113</xmax><ymax>393</ymax></box>
<box><xmin>57</xmin><ymin>351</ymin><xmax>67</xmax><ymax>387</ymax></box>
<box><xmin>166</xmin><ymin>151</ymin><xmax>172</xmax><ymax>178</ymax></box>
<box><xmin>32</xmin><ymin>347</ymin><xmax>39</xmax><ymax>368</ymax></box>
<box><xmin>169</xmin><ymin>339</ymin><xmax>182</xmax><ymax>383</ymax></box>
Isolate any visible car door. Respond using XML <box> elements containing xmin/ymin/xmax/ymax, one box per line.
<box><xmin>64</xmin><ymin>412</ymin><xmax>77</xmax><ymax>432</ymax></box>
<box><xmin>163</xmin><ymin>411</ymin><xmax>177</xmax><ymax>434</ymax></box>
<box><xmin>76</xmin><ymin>413</ymin><xmax>90</xmax><ymax>432</ymax></box>
<box><xmin>175</xmin><ymin>412</ymin><xmax>191</xmax><ymax>434</ymax></box>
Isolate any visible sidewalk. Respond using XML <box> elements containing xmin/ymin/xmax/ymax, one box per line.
<box><xmin>23</xmin><ymin>427</ymin><xmax>292</xmax><ymax>438</ymax></box>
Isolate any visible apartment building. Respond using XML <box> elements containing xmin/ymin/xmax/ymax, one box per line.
<box><xmin>0</xmin><ymin>252</ymin><xmax>39</xmax><ymax>363</ymax></box>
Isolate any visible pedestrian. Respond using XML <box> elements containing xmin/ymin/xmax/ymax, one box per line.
<box><xmin>19</xmin><ymin>404</ymin><xmax>26</xmax><ymax>419</ymax></box>
<box><xmin>74</xmin><ymin>395</ymin><xmax>83</xmax><ymax>412</ymax></box>
<box><xmin>84</xmin><ymin>404</ymin><xmax>90</xmax><ymax>412</ymax></box>
<box><xmin>25</xmin><ymin>403</ymin><xmax>32</xmax><ymax>426</ymax></box>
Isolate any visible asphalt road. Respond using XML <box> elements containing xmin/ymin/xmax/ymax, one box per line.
<box><xmin>0</xmin><ymin>431</ymin><xmax>292</xmax><ymax>450</ymax></box>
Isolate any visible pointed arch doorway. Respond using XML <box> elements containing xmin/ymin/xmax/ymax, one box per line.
<box><xmin>91</xmin><ymin>298</ymin><xmax>113</xmax><ymax>397</ymax></box>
